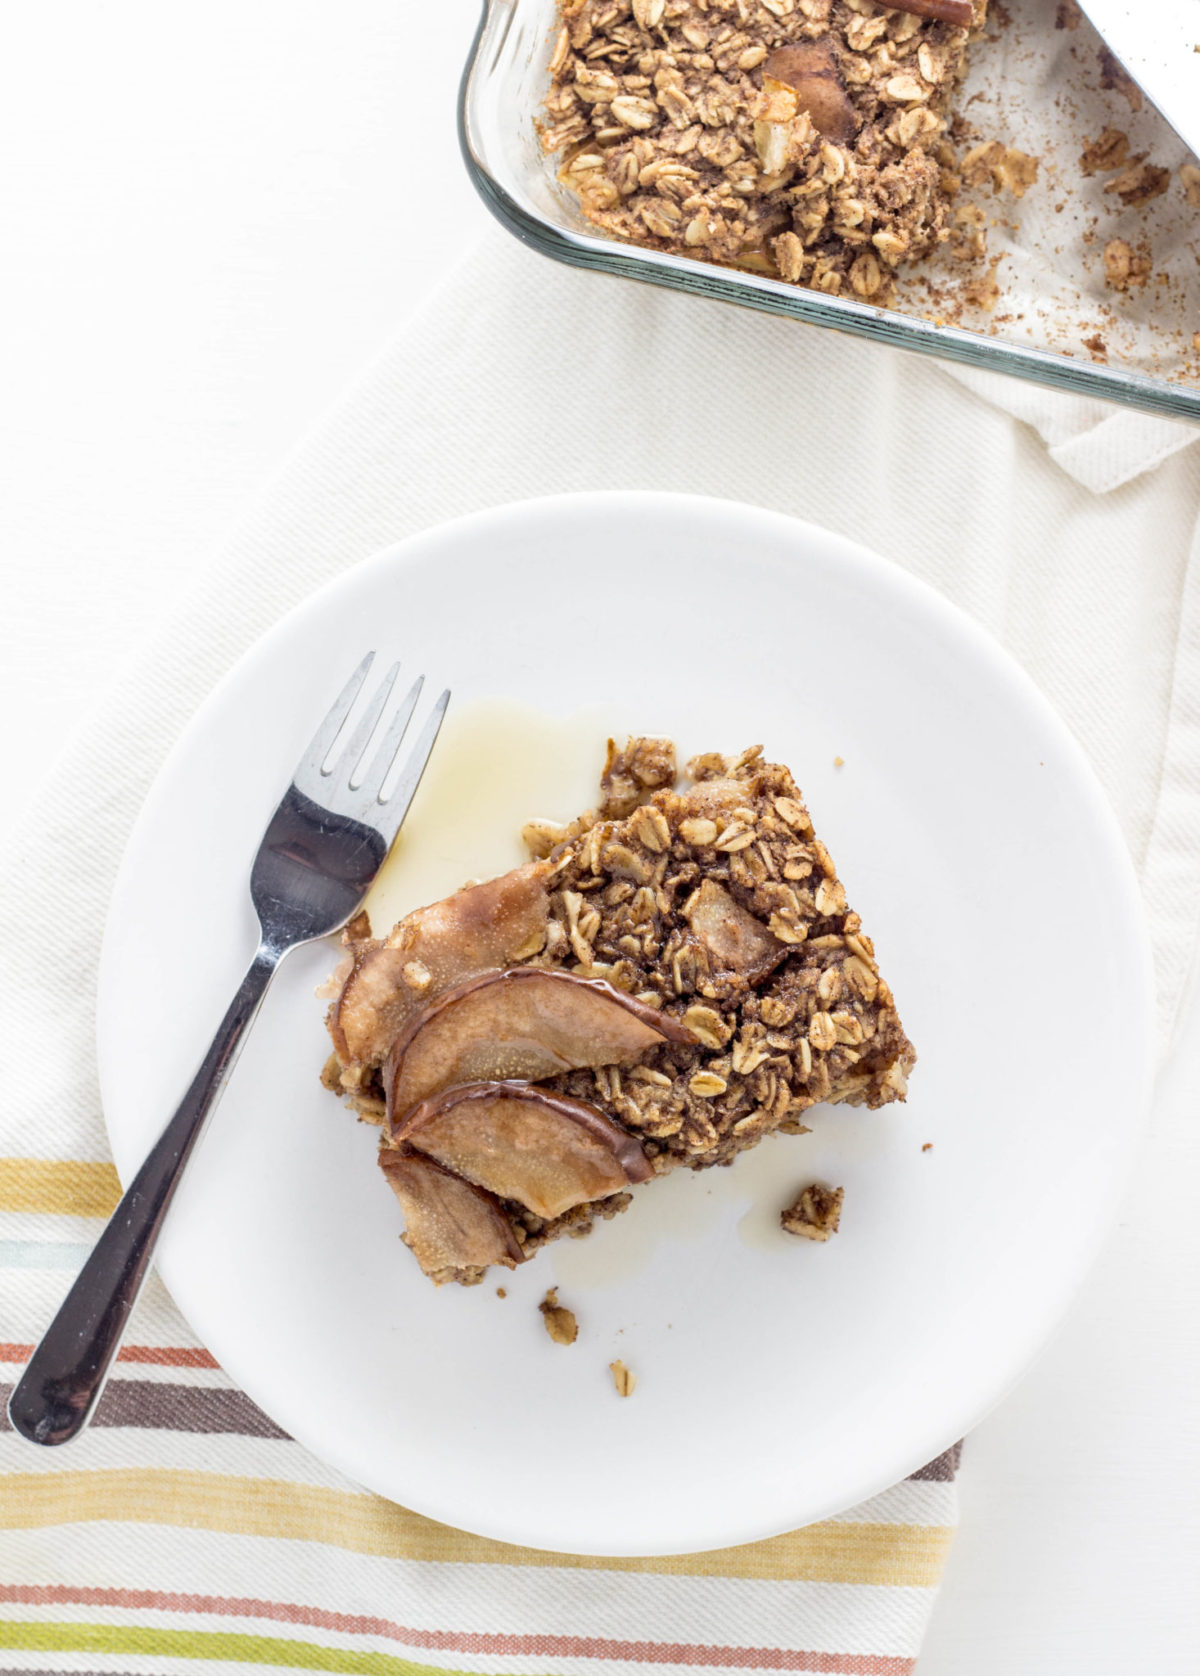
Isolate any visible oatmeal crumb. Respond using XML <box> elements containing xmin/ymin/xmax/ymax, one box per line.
<box><xmin>539</xmin><ymin>1287</ymin><xmax>578</xmax><ymax>1345</ymax></box>
<box><xmin>1079</xmin><ymin>128</ymin><xmax>1128</xmax><ymax>177</ymax></box>
<box><xmin>1103</xmin><ymin>160</ymin><xmax>1170</xmax><ymax>210</ymax></box>
<box><xmin>961</xmin><ymin>140</ymin><xmax>1039</xmax><ymax>199</ymax></box>
<box><xmin>963</xmin><ymin>255</ymin><xmax>1004</xmax><ymax>310</ymax></box>
<box><xmin>610</xmin><ymin>1359</ymin><xmax>637</xmax><ymax>1398</ymax></box>
<box><xmin>781</xmin><ymin>1182</ymin><xmax>844</xmax><ymax>1241</ymax></box>
<box><xmin>1103</xmin><ymin>237</ymin><xmax>1151</xmax><ymax>292</ymax></box>
<box><xmin>496</xmin><ymin>1287</ymin><xmax>507</xmax><ymax>1298</ymax></box>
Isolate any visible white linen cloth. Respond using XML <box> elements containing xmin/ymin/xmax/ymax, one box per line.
<box><xmin>1</xmin><ymin>221</ymin><xmax>1199</xmax><ymax>1675</ymax></box>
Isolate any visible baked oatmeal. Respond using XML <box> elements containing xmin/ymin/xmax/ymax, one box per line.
<box><xmin>323</xmin><ymin>738</ymin><xmax>915</xmax><ymax>1284</ymax></box>
<box><xmin>542</xmin><ymin>0</ymin><xmax>986</xmax><ymax>303</ymax></box>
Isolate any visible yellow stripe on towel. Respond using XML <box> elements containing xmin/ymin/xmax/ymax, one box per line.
<box><xmin>0</xmin><ymin>1470</ymin><xmax>953</xmax><ymax>1588</ymax></box>
<box><xmin>0</xmin><ymin>1158</ymin><xmax>121</xmax><ymax>1219</ymax></box>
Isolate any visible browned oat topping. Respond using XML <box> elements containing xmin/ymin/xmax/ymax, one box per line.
<box><xmin>780</xmin><ymin>1181</ymin><xmax>844</xmax><ymax>1238</ymax></box>
<box><xmin>543</xmin><ymin>0</ymin><xmax>989</xmax><ymax>303</ymax></box>
<box><xmin>519</xmin><ymin>740</ymin><xmax>913</xmax><ymax>1170</ymax></box>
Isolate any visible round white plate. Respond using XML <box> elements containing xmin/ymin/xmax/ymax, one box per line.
<box><xmin>98</xmin><ymin>492</ymin><xmax>1153</xmax><ymax>1556</ymax></box>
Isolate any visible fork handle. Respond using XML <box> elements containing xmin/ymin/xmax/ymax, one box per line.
<box><xmin>8</xmin><ymin>944</ymin><xmax>281</xmax><ymax>1446</ymax></box>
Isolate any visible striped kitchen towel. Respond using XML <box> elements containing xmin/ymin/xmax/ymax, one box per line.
<box><xmin>0</xmin><ymin>1165</ymin><xmax>958</xmax><ymax>1676</ymax></box>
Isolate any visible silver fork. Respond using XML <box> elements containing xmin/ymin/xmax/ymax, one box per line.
<box><xmin>9</xmin><ymin>654</ymin><xmax>449</xmax><ymax>1447</ymax></box>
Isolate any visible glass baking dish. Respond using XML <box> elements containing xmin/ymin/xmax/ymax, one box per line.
<box><xmin>460</xmin><ymin>0</ymin><xmax>1200</xmax><ymax>424</ymax></box>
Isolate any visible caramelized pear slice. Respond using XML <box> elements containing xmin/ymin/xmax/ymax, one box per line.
<box><xmin>763</xmin><ymin>42</ymin><xmax>858</xmax><ymax>144</ymax></box>
<box><xmin>682</xmin><ymin>878</ymin><xmax>786</xmax><ymax>981</ymax></box>
<box><xmin>331</xmin><ymin>863</ymin><xmax>550</xmax><ymax>1067</ymax></box>
<box><xmin>399</xmin><ymin>1083</ymin><xmax>653</xmax><ymax>1220</ymax></box>
<box><xmin>378</xmin><ymin>1149</ymin><xmax>522</xmax><ymax>1282</ymax></box>
<box><xmin>386</xmin><ymin>968</ymin><xmax>695</xmax><ymax>1125</ymax></box>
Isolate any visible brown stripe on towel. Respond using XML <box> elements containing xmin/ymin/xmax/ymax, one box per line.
<box><xmin>909</xmin><ymin>1443</ymin><xmax>964</xmax><ymax>1482</ymax></box>
<box><xmin>0</xmin><ymin>1381</ymin><xmax>287</xmax><ymax>1440</ymax></box>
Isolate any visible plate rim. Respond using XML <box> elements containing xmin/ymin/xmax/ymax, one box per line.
<box><xmin>96</xmin><ymin>488</ymin><xmax>1156</xmax><ymax>1554</ymax></box>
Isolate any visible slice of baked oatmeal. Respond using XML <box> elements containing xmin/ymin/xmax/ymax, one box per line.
<box><xmin>542</xmin><ymin>0</ymin><xmax>986</xmax><ymax>304</ymax></box>
<box><xmin>323</xmin><ymin>738</ymin><xmax>914</xmax><ymax>1284</ymax></box>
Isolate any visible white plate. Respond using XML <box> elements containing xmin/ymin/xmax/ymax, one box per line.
<box><xmin>1076</xmin><ymin>0</ymin><xmax>1200</xmax><ymax>159</ymax></box>
<box><xmin>98</xmin><ymin>492</ymin><xmax>1153</xmax><ymax>1556</ymax></box>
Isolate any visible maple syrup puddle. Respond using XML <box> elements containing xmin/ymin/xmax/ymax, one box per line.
<box><xmin>362</xmin><ymin>698</ymin><xmax>613</xmax><ymax>937</ymax></box>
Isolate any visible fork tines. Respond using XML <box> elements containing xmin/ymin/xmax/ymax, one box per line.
<box><xmin>295</xmin><ymin>652</ymin><xmax>450</xmax><ymax>826</ymax></box>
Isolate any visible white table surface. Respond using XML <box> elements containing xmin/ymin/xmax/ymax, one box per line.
<box><xmin>2</xmin><ymin>4</ymin><xmax>1197</xmax><ymax>1670</ymax></box>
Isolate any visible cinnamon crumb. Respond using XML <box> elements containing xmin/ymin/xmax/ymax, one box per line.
<box><xmin>781</xmin><ymin>1183</ymin><xmax>844</xmax><ymax>1241</ymax></box>
<box><xmin>1103</xmin><ymin>237</ymin><xmax>1152</xmax><ymax>292</ymax></box>
<box><xmin>922</xmin><ymin>1142</ymin><xmax>934</xmax><ymax>1152</ymax></box>
<box><xmin>961</xmin><ymin>140</ymin><xmax>1040</xmax><ymax>198</ymax></box>
<box><xmin>496</xmin><ymin>1287</ymin><xmax>507</xmax><ymax>1298</ymax></box>
<box><xmin>1103</xmin><ymin>160</ymin><xmax>1170</xmax><ymax>209</ymax></box>
<box><xmin>1079</xmin><ymin>128</ymin><xmax>1128</xmax><ymax>177</ymax></box>
<box><xmin>964</xmin><ymin>255</ymin><xmax>1004</xmax><ymax>309</ymax></box>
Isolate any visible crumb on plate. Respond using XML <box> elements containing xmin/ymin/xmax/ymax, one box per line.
<box><xmin>781</xmin><ymin>1182</ymin><xmax>844</xmax><ymax>1241</ymax></box>
<box><xmin>610</xmin><ymin>1359</ymin><xmax>637</xmax><ymax>1398</ymax></box>
<box><xmin>539</xmin><ymin>1287</ymin><xmax>578</xmax><ymax>1345</ymax></box>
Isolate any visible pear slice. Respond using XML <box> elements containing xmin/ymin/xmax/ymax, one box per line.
<box><xmin>331</xmin><ymin>863</ymin><xmax>550</xmax><ymax>1067</ymax></box>
<box><xmin>378</xmin><ymin>1149</ymin><xmax>523</xmax><ymax>1281</ymax></box>
<box><xmin>385</xmin><ymin>968</ymin><xmax>696</xmax><ymax>1125</ymax></box>
<box><xmin>682</xmin><ymin>878</ymin><xmax>786</xmax><ymax>982</ymax></box>
<box><xmin>398</xmin><ymin>1083</ymin><xmax>653</xmax><ymax>1220</ymax></box>
<box><xmin>763</xmin><ymin>42</ymin><xmax>858</xmax><ymax>144</ymax></box>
